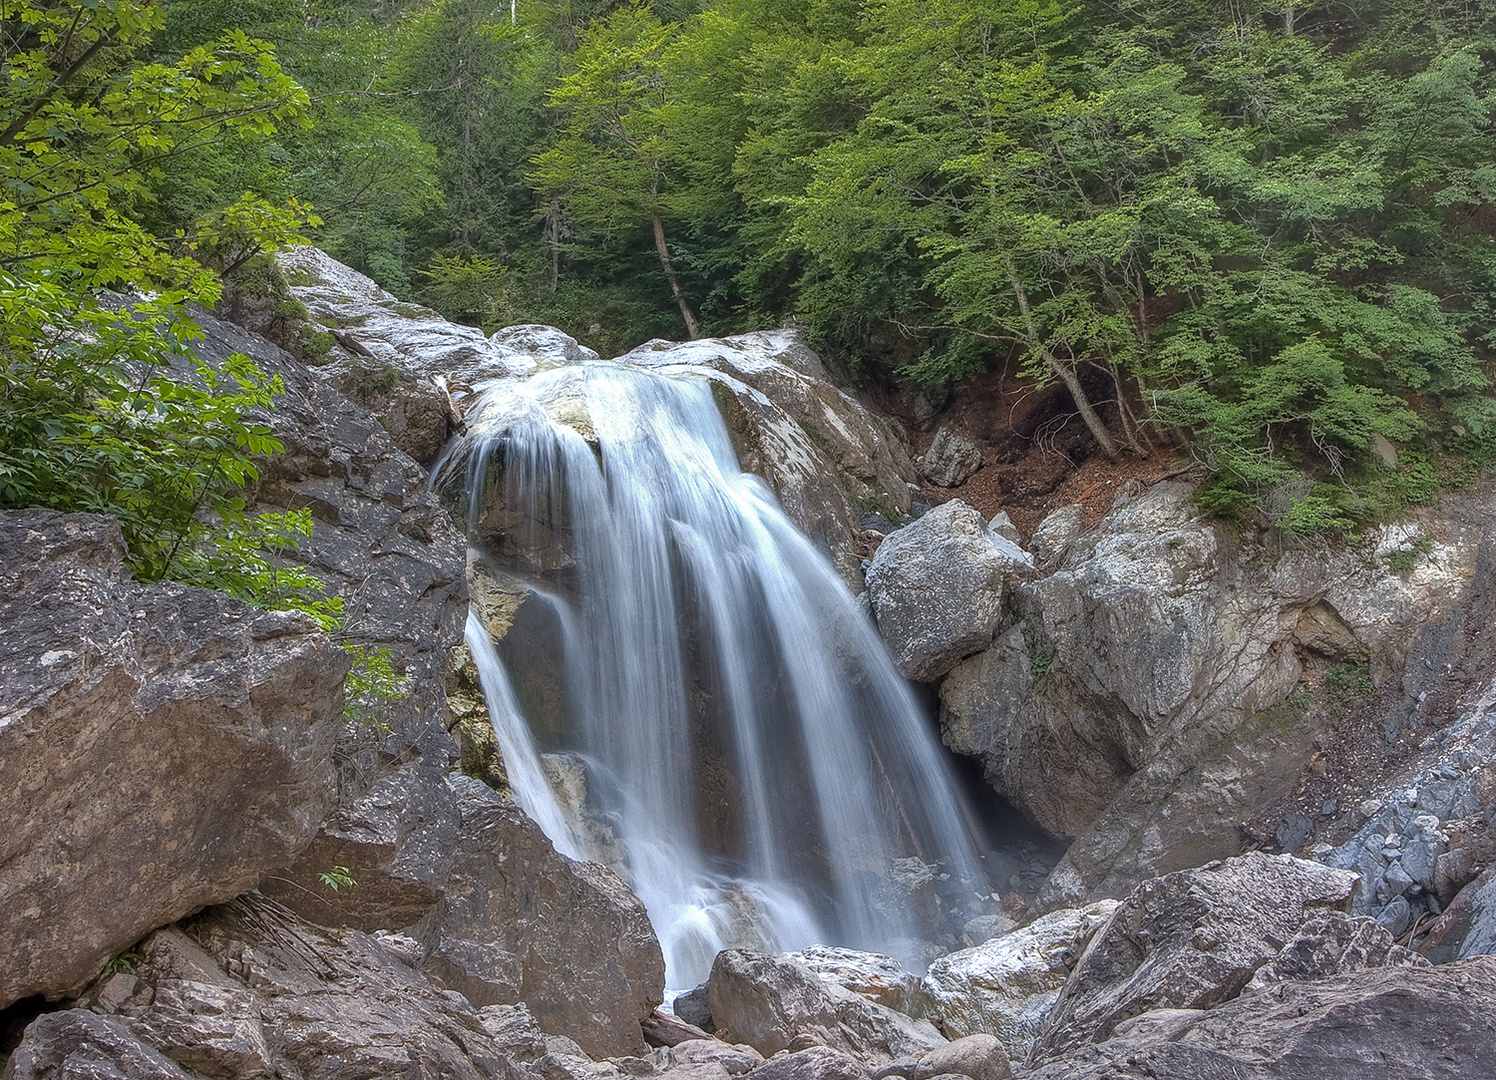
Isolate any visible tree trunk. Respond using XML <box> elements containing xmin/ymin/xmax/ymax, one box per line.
<box><xmin>1006</xmin><ymin>258</ymin><xmax>1119</xmax><ymax>460</ymax></box>
<box><xmin>652</xmin><ymin>212</ymin><xmax>699</xmax><ymax>339</ymax></box>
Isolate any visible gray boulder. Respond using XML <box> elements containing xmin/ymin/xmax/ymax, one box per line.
<box><xmin>420</xmin><ymin>776</ymin><xmax>665</xmax><ymax>1058</ymax></box>
<box><xmin>1028</xmin><ymin>853</ymin><xmax>1373</xmax><ymax>1062</ymax></box>
<box><xmin>707</xmin><ymin>950</ymin><xmax>946</xmax><ymax>1064</ymax></box>
<box><xmin>865</xmin><ymin>501</ymin><xmax>1026</xmax><ymax>682</ymax></box>
<box><xmin>1019</xmin><ymin>955</ymin><xmax>1496</xmax><ymax>1080</ymax></box>
<box><xmin>782</xmin><ymin>947</ymin><xmax>921</xmax><ymax>1013</ymax></box>
<box><xmin>0</xmin><ymin>512</ymin><xmax>345</xmax><ymax>1009</ymax></box>
<box><xmin>921</xmin><ymin>429</ymin><xmax>981</xmax><ymax>488</ymax></box>
<box><xmin>916</xmin><ymin>901</ymin><xmax>1118</xmax><ymax>1061</ymax></box>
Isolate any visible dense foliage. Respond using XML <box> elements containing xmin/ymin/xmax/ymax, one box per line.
<box><xmin>3</xmin><ymin>0</ymin><xmax>1495</xmax><ymax>532</ymax></box>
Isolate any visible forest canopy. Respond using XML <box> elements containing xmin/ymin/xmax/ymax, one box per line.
<box><xmin>2</xmin><ymin>0</ymin><xmax>1495</xmax><ymax>532</ymax></box>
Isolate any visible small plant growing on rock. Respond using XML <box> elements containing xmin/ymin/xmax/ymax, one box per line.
<box><xmin>317</xmin><ymin>865</ymin><xmax>358</xmax><ymax>892</ymax></box>
<box><xmin>341</xmin><ymin>644</ymin><xmax>407</xmax><ymax>733</ymax></box>
<box><xmin>1385</xmin><ymin>532</ymin><xmax>1434</xmax><ymax>578</ymax></box>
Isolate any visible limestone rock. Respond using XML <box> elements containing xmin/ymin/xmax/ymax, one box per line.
<box><xmin>865</xmin><ymin>501</ymin><xmax>1025</xmax><ymax>682</ymax></box>
<box><xmin>1028</xmin><ymin>853</ymin><xmax>1363</xmax><ymax>1061</ymax></box>
<box><xmin>921</xmin><ymin>429</ymin><xmax>981</xmax><ymax>488</ymax></box>
<box><xmin>916</xmin><ymin>901</ymin><xmax>1118</xmax><ymax>1061</ymax></box>
<box><xmin>420</xmin><ymin>776</ymin><xmax>665</xmax><ymax>1058</ymax></box>
<box><xmin>0</xmin><ymin>511</ymin><xmax>345</xmax><ymax>1008</ymax></box>
<box><xmin>985</xmin><ymin>513</ymin><xmax>1021</xmax><ymax>547</ymax></box>
<box><xmin>707</xmin><ymin>950</ymin><xmax>946</xmax><ymax>1065</ymax></box>
<box><xmin>5</xmin><ymin>1010</ymin><xmax>197</xmax><ymax>1080</ymax></box>
<box><xmin>1019</xmin><ymin>955</ymin><xmax>1496</xmax><ymax>1080</ymax></box>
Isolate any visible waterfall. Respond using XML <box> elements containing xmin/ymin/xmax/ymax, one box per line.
<box><xmin>441</xmin><ymin>361</ymin><xmax>986</xmax><ymax>989</ymax></box>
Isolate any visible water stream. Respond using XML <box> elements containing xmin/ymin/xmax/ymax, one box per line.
<box><xmin>440</xmin><ymin>362</ymin><xmax>988</xmax><ymax>989</ymax></box>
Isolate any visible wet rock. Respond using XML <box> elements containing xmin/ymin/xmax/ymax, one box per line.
<box><xmin>916</xmin><ymin>901</ymin><xmax>1117</xmax><ymax>1062</ymax></box>
<box><xmin>1028</xmin><ymin>853</ymin><xmax>1360</xmax><ymax>1061</ymax></box>
<box><xmin>865</xmin><ymin>501</ymin><xmax>1026</xmax><ymax>682</ymax></box>
<box><xmin>0</xmin><ymin>511</ymin><xmax>345</xmax><ymax>1008</ymax></box>
<box><xmin>421</xmin><ymin>776</ymin><xmax>665</xmax><ymax>1058</ymax></box>
<box><xmin>707</xmin><ymin>950</ymin><xmax>945</xmax><ymax>1064</ymax></box>
<box><xmin>1019</xmin><ymin>955</ymin><xmax>1496</xmax><ymax>1080</ymax></box>
<box><xmin>921</xmin><ymin>429</ymin><xmax>981</xmax><ymax>488</ymax></box>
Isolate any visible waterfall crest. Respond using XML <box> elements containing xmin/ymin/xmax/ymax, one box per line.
<box><xmin>440</xmin><ymin>361</ymin><xmax>985</xmax><ymax>988</ymax></box>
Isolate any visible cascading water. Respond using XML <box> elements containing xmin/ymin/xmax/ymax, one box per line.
<box><xmin>439</xmin><ymin>361</ymin><xmax>988</xmax><ymax>989</ymax></box>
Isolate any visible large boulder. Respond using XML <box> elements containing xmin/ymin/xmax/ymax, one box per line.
<box><xmin>915</xmin><ymin>901</ymin><xmax>1118</xmax><ymax>1061</ymax></box>
<box><xmin>865</xmin><ymin>501</ymin><xmax>1027</xmax><ymax>682</ymax></box>
<box><xmin>707</xmin><ymin>951</ymin><xmax>946</xmax><ymax>1064</ymax></box>
<box><xmin>0</xmin><ymin>511</ymin><xmax>346</xmax><ymax>1009</ymax></box>
<box><xmin>1019</xmin><ymin>955</ymin><xmax>1496</xmax><ymax>1080</ymax></box>
<box><xmin>8</xmin><ymin>897</ymin><xmax>534</xmax><ymax>1080</ymax></box>
<box><xmin>1028</xmin><ymin>853</ymin><xmax>1399</xmax><ymax>1062</ymax></box>
<box><xmin>420</xmin><ymin>777</ymin><xmax>665</xmax><ymax>1058</ymax></box>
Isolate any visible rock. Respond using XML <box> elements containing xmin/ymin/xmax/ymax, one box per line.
<box><xmin>10</xmin><ymin>897</ymin><xmax>536</xmax><ymax>1080</ymax></box>
<box><xmin>865</xmin><ymin>501</ymin><xmax>1025</xmax><ymax>681</ymax></box>
<box><xmin>276</xmin><ymin>245</ymin><xmax>543</xmax><ymax>384</ymax></box>
<box><xmin>1027</xmin><ymin>505</ymin><xmax>1081</xmax><ymax>562</ymax></box>
<box><xmin>665</xmin><ymin>1039</ymin><xmax>764</xmax><ymax>1075</ymax></box>
<box><xmin>1028</xmin><ymin>853</ymin><xmax>1361</xmax><ymax>1061</ymax></box>
<box><xmin>1019</xmin><ymin>955</ymin><xmax>1496</xmax><ymax>1079</ymax></box>
<box><xmin>490</xmin><ymin>324</ymin><xmax>602</xmax><ymax>366</ymax></box>
<box><xmin>747</xmin><ymin>1047</ymin><xmax>871</xmax><ymax>1080</ymax></box>
<box><xmin>911</xmin><ymin>1035</ymin><xmax>1010</xmax><ymax>1080</ymax></box>
<box><xmin>985</xmin><ymin>513</ymin><xmax>1022</xmax><ymax>547</ymax></box>
<box><xmin>916</xmin><ymin>901</ymin><xmax>1118</xmax><ymax>1062</ymax></box>
<box><xmin>420</xmin><ymin>776</ymin><xmax>665</xmax><ymax>1058</ymax></box>
<box><xmin>181</xmin><ymin>305</ymin><xmax>473</xmax><ymax>937</ymax></box>
<box><xmin>1421</xmin><ymin>864</ymin><xmax>1496</xmax><ymax>961</ymax></box>
<box><xmin>0</xmin><ymin>511</ymin><xmax>345</xmax><ymax>1009</ymax></box>
<box><xmin>707</xmin><ymin>950</ymin><xmax>946</xmax><ymax>1064</ymax></box>
<box><xmin>1244</xmin><ymin>912</ymin><xmax>1426</xmax><ymax>990</ymax></box>
<box><xmin>4</xmin><ymin>1010</ymin><xmax>197</xmax><ymax>1080</ymax></box>
<box><xmin>783</xmin><ymin>947</ymin><xmax>922</xmax><ymax>1013</ymax></box>
<box><xmin>674</xmin><ymin>985</ymin><xmax>716</xmax><ymax>1033</ymax></box>
<box><xmin>644</xmin><ymin>1012</ymin><xmax>716</xmax><ymax>1048</ymax></box>
<box><xmin>921</xmin><ymin>429</ymin><xmax>981</xmax><ymax>488</ymax></box>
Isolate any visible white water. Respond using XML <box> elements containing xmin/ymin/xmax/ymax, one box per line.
<box><xmin>441</xmin><ymin>362</ymin><xmax>984</xmax><ymax>988</ymax></box>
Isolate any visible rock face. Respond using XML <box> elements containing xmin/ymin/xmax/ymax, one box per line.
<box><xmin>0</xmin><ymin>511</ymin><xmax>345</xmax><ymax>1009</ymax></box>
<box><xmin>935</xmin><ymin>480</ymin><xmax>1496</xmax><ymax>907</ymax></box>
<box><xmin>421</xmin><ymin>777</ymin><xmax>665</xmax><ymax>1058</ymax></box>
<box><xmin>783</xmin><ymin>947</ymin><xmax>921</xmax><ymax>1014</ymax></box>
<box><xmin>916</xmin><ymin>901</ymin><xmax>1118</xmax><ymax>1061</ymax></box>
<box><xmin>1019</xmin><ymin>955</ymin><xmax>1496</xmax><ymax>1080</ymax></box>
<box><xmin>865</xmin><ymin>501</ymin><xmax>1027</xmax><ymax>682</ymax></box>
<box><xmin>8</xmin><ymin>898</ymin><xmax>535</xmax><ymax>1080</ymax></box>
<box><xmin>920</xmin><ymin>428</ymin><xmax>981</xmax><ymax>488</ymax></box>
<box><xmin>707</xmin><ymin>951</ymin><xmax>946</xmax><ymax>1064</ymax></box>
<box><xmin>1028</xmin><ymin>853</ymin><xmax>1397</xmax><ymax>1062</ymax></box>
